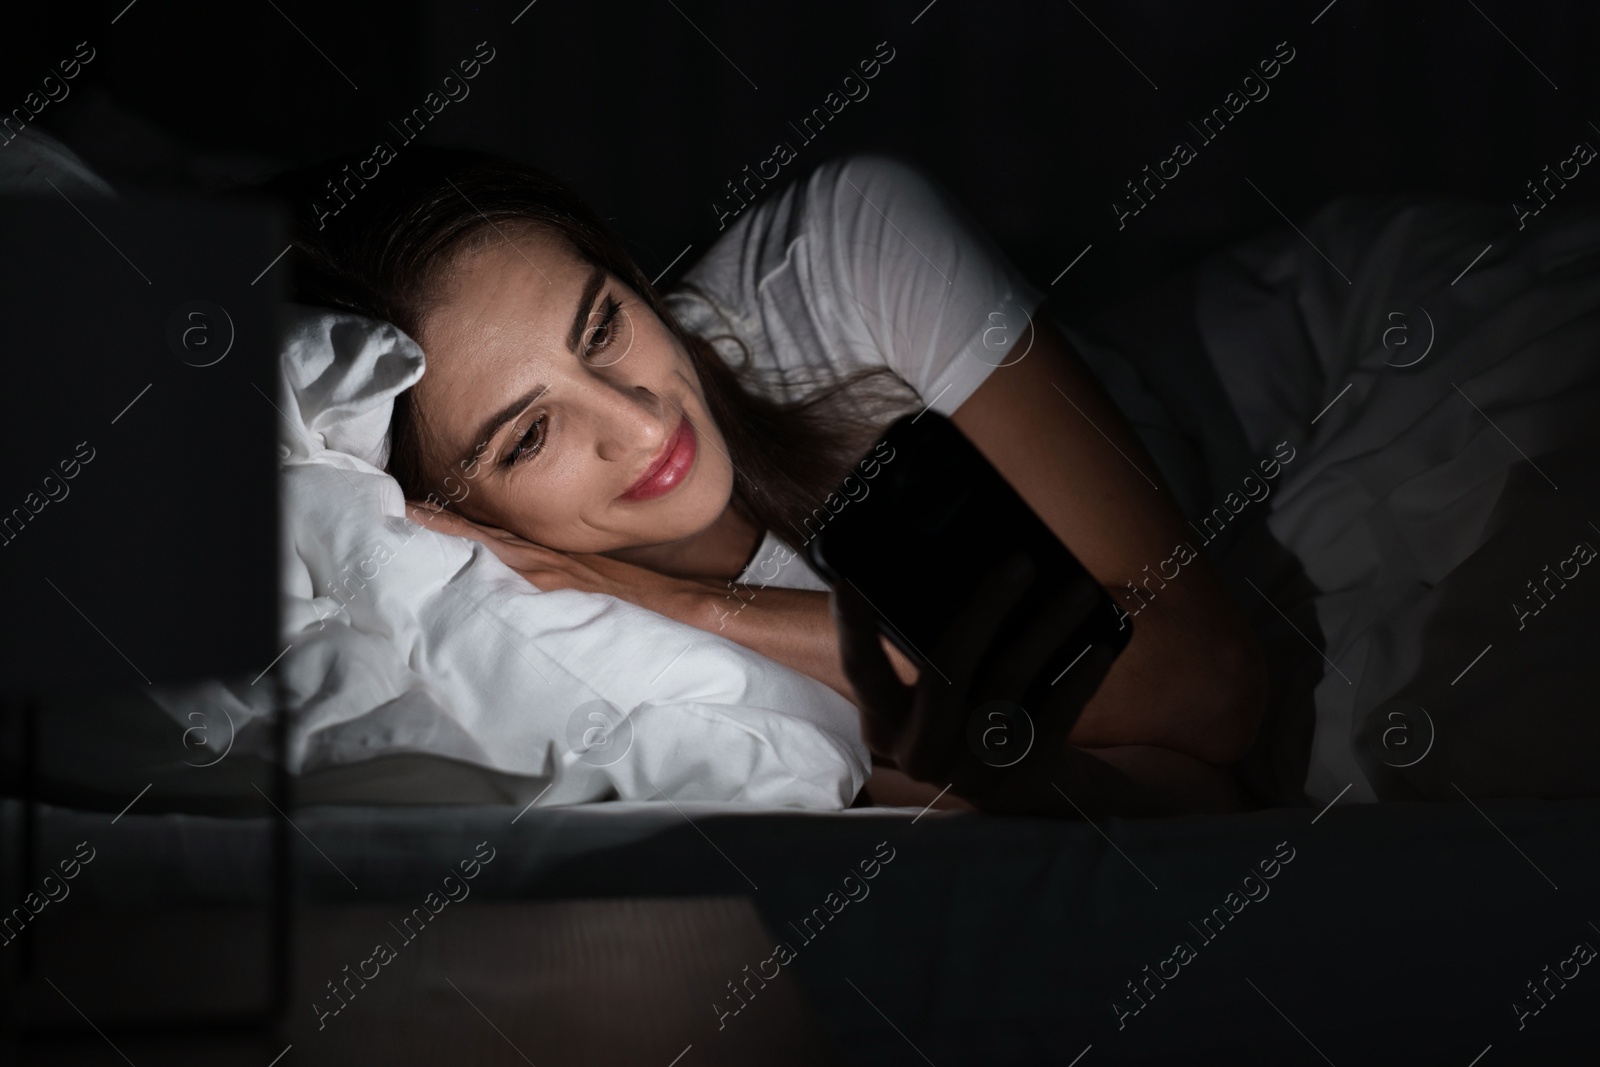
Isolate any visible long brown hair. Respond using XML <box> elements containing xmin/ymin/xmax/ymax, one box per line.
<box><xmin>269</xmin><ymin>149</ymin><xmax>916</xmax><ymax>555</ymax></box>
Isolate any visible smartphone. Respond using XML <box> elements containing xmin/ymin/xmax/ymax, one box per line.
<box><xmin>804</xmin><ymin>410</ymin><xmax>1131</xmax><ymax>717</ymax></box>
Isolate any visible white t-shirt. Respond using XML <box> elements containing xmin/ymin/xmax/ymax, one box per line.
<box><xmin>664</xmin><ymin>154</ymin><xmax>1044</xmax><ymax>593</ymax></box>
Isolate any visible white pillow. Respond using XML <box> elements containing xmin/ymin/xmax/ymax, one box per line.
<box><xmin>150</xmin><ymin>306</ymin><xmax>870</xmax><ymax>809</ymax></box>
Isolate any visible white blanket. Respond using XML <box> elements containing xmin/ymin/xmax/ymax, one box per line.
<box><xmin>149</xmin><ymin>308</ymin><xmax>870</xmax><ymax>809</ymax></box>
<box><xmin>1072</xmin><ymin>194</ymin><xmax>1600</xmax><ymax>804</ymax></box>
<box><xmin>1216</xmin><ymin>197</ymin><xmax>1600</xmax><ymax>804</ymax></box>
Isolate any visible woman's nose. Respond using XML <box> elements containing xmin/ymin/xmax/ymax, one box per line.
<box><xmin>590</xmin><ymin>382</ymin><xmax>669</xmax><ymax>463</ymax></box>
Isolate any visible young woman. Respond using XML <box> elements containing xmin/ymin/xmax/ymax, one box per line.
<box><xmin>273</xmin><ymin>149</ymin><xmax>1268</xmax><ymax>818</ymax></box>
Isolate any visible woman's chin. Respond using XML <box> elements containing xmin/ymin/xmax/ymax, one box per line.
<box><xmin>599</xmin><ymin>494</ymin><xmax>734</xmax><ymax>561</ymax></box>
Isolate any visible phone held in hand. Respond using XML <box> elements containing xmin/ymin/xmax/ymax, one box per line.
<box><xmin>804</xmin><ymin>410</ymin><xmax>1131</xmax><ymax>708</ymax></box>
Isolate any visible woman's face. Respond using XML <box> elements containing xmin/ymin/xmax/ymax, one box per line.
<box><xmin>409</xmin><ymin>224</ymin><xmax>736</xmax><ymax>553</ymax></box>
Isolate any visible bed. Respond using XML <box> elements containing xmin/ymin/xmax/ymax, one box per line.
<box><xmin>8</xmin><ymin>783</ymin><xmax>1599</xmax><ymax>1065</ymax></box>
<box><xmin>6</xmin><ymin>130</ymin><xmax>1600</xmax><ymax>1065</ymax></box>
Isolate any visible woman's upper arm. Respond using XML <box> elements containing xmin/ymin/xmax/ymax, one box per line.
<box><xmin>797</xmin><ymin>154</ymin><xmax>1046</xmax><ymax>412</ymax></box>
<box><xmin>949</xmin><ymin>310</ymin><xmax>1188</xmax><ymax>593</ymax></box>
<box><xmin>806</xmin><ymin>155</ymin><xmax>1263</xmax><ymax>758</ymax></box>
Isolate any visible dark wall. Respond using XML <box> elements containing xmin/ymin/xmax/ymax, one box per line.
<box><xmin>6</xmin><ymin>0</ymin><xmax>1597</xmax><ymax>317</ymax></box>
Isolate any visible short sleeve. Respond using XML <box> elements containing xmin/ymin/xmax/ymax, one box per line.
<box><xmin>665</xmin><ymin>154</ymin><xmax>1045</xmax><ymax>417</ymax></box>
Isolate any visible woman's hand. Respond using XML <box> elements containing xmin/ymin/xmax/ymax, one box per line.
<box><xmin>831</xmin><ymin>551</ymin><xmax>1186</xmax><ymax>818</ymax></box>
<box><xmin>405</xmin><ymin>502</ymin><xmax>714</xmax><ymax>628</ymax></box>
<box><xmin>405</xmin><ymin>503</ymin><xmax>921</xmax><ymax>702</ymax></box>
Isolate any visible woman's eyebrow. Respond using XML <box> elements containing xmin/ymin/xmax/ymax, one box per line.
<box><xmin>461</xmin><ymin>382</ymin><xmax>549</xmax><ymax>469</ymax></box>
<box><xmin>566</xmin><ymin>263</ymin><xmax>606</xmax><ymax>352</ymax></box>
<box><xmin>454</xmin><ymin>265</ymin><xmax>603</xmax><ymax>470</ymax></box>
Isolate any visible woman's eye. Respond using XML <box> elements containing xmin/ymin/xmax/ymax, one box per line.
<box><xmin>585</xmin><ymin>298</ymin><xmax>622</xmax><ymax>356</ymax></box>
<box><xmin>506</xmin><ymin>414</ymin><xmax>546</xmax><ymax>466</ymax></box>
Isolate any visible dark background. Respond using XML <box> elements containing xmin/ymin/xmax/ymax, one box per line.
<box><xmin>6</xmin><ymin>7</ymin><xmax>1600</xmax><ymax>1061</ymax></box>
<box><xmin>5</xmin><ymin>0</ymin><xmax>1598</xmax><ymax>320</ymax></box>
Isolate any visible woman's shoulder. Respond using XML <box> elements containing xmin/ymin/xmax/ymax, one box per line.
<box><xmin>671</xmin><ymin>152</ymin><xmax>949</xmax><ymax>301</ymax></box>
<box><xmin>665</xmin><ymin>152</ymin><xmax>1042</xmax><ymax>412</ymax></box>
<box><xmin>662</xmin><ymin>154</ymin><xmax>927</xmax><ymax>395</ymax></box>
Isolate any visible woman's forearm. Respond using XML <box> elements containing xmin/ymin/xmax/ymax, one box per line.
<box><xmin>859</xmin><ymin>745</ymin><xmax>1246</xmax><ymax>818</ymax></box>
<box><xmin>706</xmin><ymin>584</ymin><xmax>1253</xmax><ymax>817</ymax></box>
<box><xmin>949</xmin><ymin>314</ymin><xmax>1267</xmax><ymax>766</ymax></box>
<box><xmin>964</xmin><ymin>742</ymin><xmax>1249</xmax><ymax>819</ymax></box>
<box><xmin>694</xmin><ymin>585</ymin><xmax>920</xmax><ymax>703</ymax></box>
<box><xmin>1064</xmin><ymin>582</ymin><xmax>1267</xmax><ymax>765</ymax></box>
<box><xmin>697</xmin><ymin>574</ymin><xmax>1262</xmax><ymax>770</ymax></box>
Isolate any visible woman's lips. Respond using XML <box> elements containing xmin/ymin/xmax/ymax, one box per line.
<box><xmin>620</xmin><ymin>415</ymin><xmax>697</xmax><ymax>501</ymax></box>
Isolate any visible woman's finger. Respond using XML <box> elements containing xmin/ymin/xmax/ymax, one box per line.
<box><xmin>831</xmin><ymin>581</ymin><xmax>913</xmax><ymax>746</ymax></box>
<box><xmin>407</xmin><ymin>501</ymin><xmax>454</xmax><ymax>528</ymax></box>
<box><xmin>1035</xmin><ymin>643</ymin><xmax>1118</xmax><ymax>744</ymax></box>
<box><xmin>931</xmin><ymin>552</ymin><xmax>1037</xmax><ymax>689</ymax></box>
<box><xmin>408</xmin><ymin>502</ymin><xmax>493</xmax><ymax>541</ymax></box>
<box><xmin>974</xmin><ymin>574</ymin><xmax>1105</xmax><ymax>705</ymax></box>
<box><xmin>901</xmin><ymin>552</ymin><xmax>1036</xmax><ymax>779</ymax></box>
